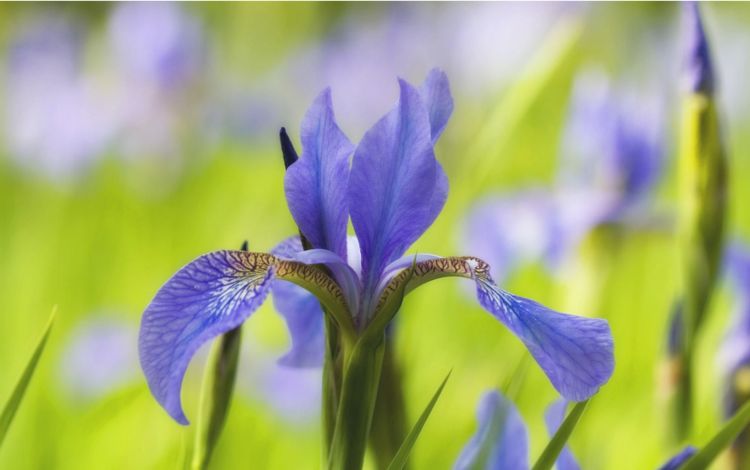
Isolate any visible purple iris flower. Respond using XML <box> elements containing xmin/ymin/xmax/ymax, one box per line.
<box><xmin>657</xmin><ymin>446</ymin><xmax>697</xmax><ymax>470</ymax></box>
<box><xmin>138</xmin><ymin>69</ymin><xmax>614</xmax><ymax>425</ymax></box>
<box><xmin>463</xmin><ymin>70</ymin><xmax>663</xmax><ymax>281</ymax></box>
<box><xmin>454</xmin><ymin>391</ymin><xmax>579</xmax><ymax>470</ymax></box>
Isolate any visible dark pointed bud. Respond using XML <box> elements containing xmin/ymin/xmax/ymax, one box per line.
<box><xmin>683</xmin><ymin>2</ymin><xmax>715</xmax><ymax>95</ymax></box>
<box><xmin>279</xmin><ymin>127</ymin><xmax>299</xmax><ymax>169</ymax></box>
<box><xmin>240</xmin><ymin>240</ymin><xmax>249</xmax><ymax>252</ymax></box>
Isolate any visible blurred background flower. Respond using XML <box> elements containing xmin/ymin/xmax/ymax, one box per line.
<box><xmin>58</xmin><ymin>315</ymin><xmax>138</xmax><ymax>402</ymax></box>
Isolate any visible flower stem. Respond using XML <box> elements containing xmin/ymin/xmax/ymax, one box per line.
<box><xmin>369</xmin><ymin>339</ymin><xmax>409</xmax><ymax>469</ymax></box>
<box><xmin>327</xmin><ymin>332</ymin><xmax>386</xmax><ymax>470</ymax></box>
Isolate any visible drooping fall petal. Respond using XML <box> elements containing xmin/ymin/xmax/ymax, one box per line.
<box><xmin>378</xmin><ymin>256</ymin><xmax>614</xmax><ymax>402</ymax></box>
<box><xmin>139</xmin><ymin>250</ymin><xmax>347</xmax><ymax>424</ymax></box>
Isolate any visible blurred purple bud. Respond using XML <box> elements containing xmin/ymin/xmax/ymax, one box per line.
<box><xmin>683</xmin><ymin>2</ymin><xmax>715</xmax><ymax>94</ymax></box>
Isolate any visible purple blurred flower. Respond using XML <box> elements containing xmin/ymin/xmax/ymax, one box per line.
<box><xmin>137</xmin><ymin>69</ymin><xmax>613</xmax><ymax>425</ymax></box>
<box><xmin>718</xmin><ymin>243</ymin><xmax>750</xmax><ymax>417</ymax></box>
<box><xmin>237</xmin><ymin>339</ymin><xmax>321</xmax><ymax>424</ymax></box>
<box><xmin>658</xmin><ymin>446</ymin><xmax>697</xmax><ymax>470</ymax></box>
<box><xmin>106</xmin><ymin>2</ymin><xmax>206</xmax><ymax>163</ymax></box>
<box><xmin>463</xmin><ymin>70</ymin><xmax>664</xmax><ymax>281</ymax></box>
<box><xmin>455</xmin><ymin>391</ymin><xmax>579</xmax><ymax>470</ymax></box>
<box><xmin>3</xmin><ymin>17</ymin><xmax>114</xmax><ymax>180</ymax></box>
<box><xmin>558</xmin><ymin>70</ymin><xmax>664</xmax><ymax>222</ymax></box>
<box><xmin>60</xmin><ymin>316</ymin><xmax>138</xmax><ymax>401</ymax></box>
<box><xmin>454</xmin><ymin>391</ymin><xmax>529</xmax><ymax>470</ymax></box>
<box><xmin>108</xmin><ymin>2</ymin><xmax>203</xmax><ymax>91</ymax></box>
<box><xmin>461</xmin><ymin>190</ymin><xmax>565</xmax><ymax>282</ymax></box>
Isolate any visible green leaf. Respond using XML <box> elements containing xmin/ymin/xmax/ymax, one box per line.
<box><xmin>679</xmin><ymin>398</ymin><xmax>750</xmax><ymax>470</ymax></box>
<box><xmin>0</xmin><ymin>307</ymin><xmax>56</xmax><ymax>448</ymax></box>
<box><xmin>191</xmin><ymin>326</ymin><xmax>243</xmax><ymax>470</ymax></box>
<box><xmin>462</xmin><ymin>15</ymin><xmax>582</xmax><ymax>191</ymax></box>
<box><xmin>531</xmin><ymin>400</ymin><xmax>589</xmax><ymax>470</ymax></box>
<box><xmin>501</xmin><ymin>354</ymin><xmax>530</xmax><ymax>402</ymax></box>
<box><xmin>386</xmin><ymin>370</ymin><xmax>451</xmax><ymax>470</ymax></box>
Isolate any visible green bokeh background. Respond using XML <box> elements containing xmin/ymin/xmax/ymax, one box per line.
<box><xmin>1</xmin><ymin>2</ymin><xmax>750</xmax><ymax>469</ymax></box>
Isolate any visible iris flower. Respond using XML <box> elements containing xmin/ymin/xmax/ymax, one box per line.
<box><xmin>138</xmin><ymin>69</ymin><xmax>614</xmax><ymax>424</ymax></box>
<box><xmin>454</xmin><ymin>390</ymin><xmax>579</xmax><ymax>470</ymax></box>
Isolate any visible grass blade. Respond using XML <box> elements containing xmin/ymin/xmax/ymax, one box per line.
<box><xmin>680</xmin><ymin>398</ymin><xmax>750</xmax><ymax>470</ymax></box>
<box><xmin>0</xmin><ymin>307</ymin><xmax>56</xmax><ymax>448</ymax></box>
<box><xmin>461</xmin><ymin>16</ymin><xmax>582</xmax><ymax>191</ymax></box>
<box><xmin>531</xmin><ymin>399</ymin><xmax>589</xmax><ymax>470</ymax></box>
<box><xmin>386</xmin><ymin>370</ymin><xmax>452</xmax><ymax>470</ymax></box>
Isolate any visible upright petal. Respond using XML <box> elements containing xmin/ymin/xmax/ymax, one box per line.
<box><xmin>139</xmin><ymin>251</ymin><xmax>277</xmax><ymax>424</ymax></box>
<box><xmin>544</xmin><ymin>400</ymin><xmax>580</xmax><ymax>470</ymax></box>
<box><xmin>284</xmin><ymin>88</ymin><xmax>354</xmax><ymax>260</ymax></box>
<box><xmin>454</xmin><ymin>390</ymin><xmax>529</xmax><ymax>470</ymax></box>
<box><xmin>349</xmin><ymin>79</ymin><xmax>444</xmax><ymax>294</ymax></box>
<box><xmin>420</xmin><ymin>68</ymin><xmax>454</xmax><ymax>143</ymax></box>
<box><xmin>376</xmin><ymin>256</ymin><xmax>614</xmax><ymax>402</ymax></box>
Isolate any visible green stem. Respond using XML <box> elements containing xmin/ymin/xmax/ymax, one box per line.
<box><xmin>369</xmin><ymin>340</ymin><xmax>408</xmax><ymax>469</ymax></box>
<box><xmin>322</xmin><ymin>315</ymin><xmax>343</xmax><ymax>462</ymax></box>
<box><xmin>327</xmin><ymin>333</ymin><xmax>386</xmax><ymax>470</ymax></box>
